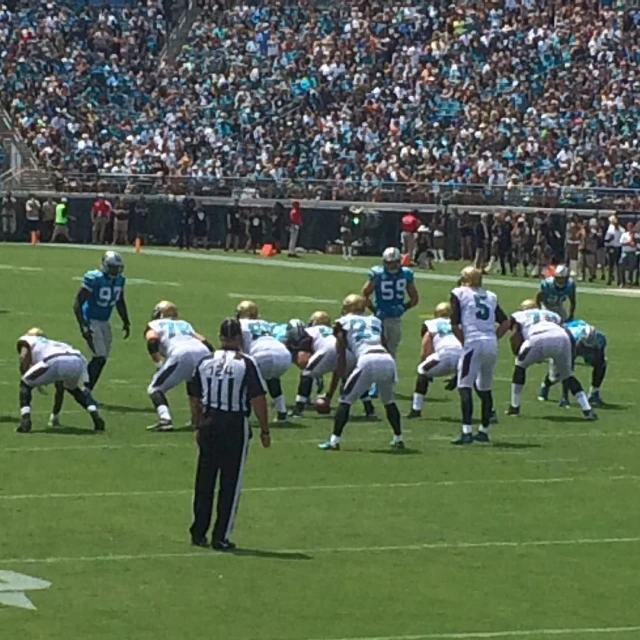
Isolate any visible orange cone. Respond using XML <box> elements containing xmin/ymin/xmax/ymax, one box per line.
<box><xmin>30</xmin><ymin>231</ymin><xmax>38</xmax><ymax>245</ymax></box>
<box><xmin>260</xmin><ymin>243</ymin><xmax>276</xmax><ymax>258</ymax></box>
<box><xmin>134</xmin><ymin>237</ymin><xmax>142</xmax><ymax>254</ymax></box>
<box><xmin>401</xmin><ymin>253</ymin><xmax>411</xmax><ymax>267</ymax></box>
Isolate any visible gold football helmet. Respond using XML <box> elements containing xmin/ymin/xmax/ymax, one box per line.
<box><xmin>308</xmin><ymin>311</ymin><xmax>331</xmax><ymax>327</ymax></box>
<box><xmin>459</xmin><ymin>266</ymin><xmax>483</xmax><ymax>288</ymax></box>
<box><xmin>342</xmin><ymin>294</ymin><xmax>367</xmax><ymax>315</ymax></box>
<box><xmin>236</xmin><ymin>300</ymin><xmax>259</xmax><ymax>319</ymax></box>
<box><xmin>434</xmin><ymin>302</ymin><xmax>451</xmax><ymax>318</ymax></box>
<box><xmin>152</xmin><ymin>301</ymin><xmax>179</xmax><ymax>320</ymax></box>
<box><xmin>520</xmin><ymin>299</ymin><xmax>537</xmax><ymax>310</ymax></box>
<box><xmin>26</xmin><ymin>327</ymin><xmax>45</xmax><ymax>337</ymax></box>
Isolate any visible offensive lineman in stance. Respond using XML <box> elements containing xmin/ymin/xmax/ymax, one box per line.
<box><xmin>145</xmin><ymin>301</ymin><xmax>212</xmax><ymax>432</ymax></box>
<box><xmin>407</xmin><ymin>302</ymin><xmax>463</xmax><ymax>418</ymax></box>
<box><xmin>16</xmin><ymin>328</ymin><xmax>105</xmax><ymax>433</ymax></box>
<box><xmin>536</xmin><ymin>264</ymin><xmax>576</xmax><ymax>323</ymax></box>
<box><xmin>450</xmin><ymin>267</ymin><xmax>510</xmax><ymax>445</ymax></box>
<box><xmin>506</xmin><ymin>301</ymin><xmax>596</xmax><ymax>419</ymax></box>
<box><xmin>318</xmin><ymin>294</ymin><xmax>403</xmax><ymax>451</ymax></box>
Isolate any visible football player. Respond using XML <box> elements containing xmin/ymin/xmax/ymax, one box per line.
<box><xmin>539</xmin><ymin>318</ymin><xmax>607</xmax><ymax>408</ymax></box>
<box><xmin>507</xmin><ymin>300</ymin><xmax>596</xmax><ymax>419</ymax></box>
<box><xmin>318</xmin><ymin>294</ymin><xmax>403</xmax><ymax>451</ymax></box>
<box><xmin>73</xmin><ymin>251</ymin><xmax>130</xmax><ymax>391</ymax></box>
<box><xmin>450</xmin><ymin>267</ymin><xmax>510</xmax><ymax>445</ymax></box>
<box><xmin>536</xmin><ymin>264</ymin><xmax>576</xmax><ymax>323</ymax></box>
<box><xmin>16</xmin><ymin>328</ymin><xmax>105</xmax><ymax>433</ymax></box>
<box><xmin>145</xmin><ymin>301</ymin><xmax>212</xmax><ymax>432</ymax></box>
<box><xmin>362</xmin><ymin>247</ymin><xmax>419</xmax><ymax>359</ymax></box>
<box><xmin>407</xmin><ymin>302</ymin><xmax>463</xmax><ymax>419</ymax></box>
<box><xmin>286</xmin><ymin>312</ymin><xmax>372</xmax><ymax>418</ymax></box>
<box><xmin>269</xmin><ymin>322</ymin><xmax>289</xmax><ymax>344</ymax></box>
<box><xmin>236</xmin><ymin>300</ymin><xmax>292</xmax><ymax>421</ymax></box>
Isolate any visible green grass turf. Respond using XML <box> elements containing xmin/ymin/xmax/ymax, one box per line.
<box><xmin>0</xmin><ymin>244</ymin><xmax>639</xmax><ymax>640</ymax></box>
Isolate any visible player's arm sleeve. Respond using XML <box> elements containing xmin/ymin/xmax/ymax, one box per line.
<box><xmin>495</xmin><ymin>305</ymin><xmax>508</xmax><ymax>324</ymax></box>
<box><xmin>244</xmin><ymin>356</ymin><xmax>268</xmax><ymax>400</ymax></box>
<box><xmin>449</xmin><ymin>293</ymin><xmax>461</xmax><ymax>326</ymax></box>
<box><xmin>116</xmin><ymin>290</ymin><xmax>130</xmax><ymax>325</ymax></box>
<box><xmin>73</xmin><ymin>287</ymin><xmax>91</xmax><ymax>326</ymax></box>
<box><xmin>420</xmin><ymin>323</ymin><xmax>428</xmax><ymax>338</ymax></box>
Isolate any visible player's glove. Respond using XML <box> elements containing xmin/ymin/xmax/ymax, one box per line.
<box><xmin>122</xmin><ymin>323</ymin><xmax>131</xmax><ymax>339</ymax></box>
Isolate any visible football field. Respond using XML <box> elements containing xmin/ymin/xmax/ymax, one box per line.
<box><xmin>1</xmin><ymin>244</ymin><xmax>640</xmax><ymax>640</ymax></box>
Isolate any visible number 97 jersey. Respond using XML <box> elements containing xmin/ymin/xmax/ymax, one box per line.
<box><xmin>337</xmin><ymin>314</ymin><xmax>384</xmax><ymax>359</ymax></box>
<box><xmin>81</xmin><ymin>269</ymin><xmax>125</xmax><ymax>323</ymax></box>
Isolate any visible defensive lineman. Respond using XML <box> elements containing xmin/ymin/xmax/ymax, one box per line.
<box><xmin>16</xmin><ymin>328</ymin><xmax>105</xmax><ymax>433</ymax></box>
<box><xmin>318</xmin><ymin>294</ymin><xmax>403</xmax><ymax>451</ymax></box>
<box><xmin>407</xmin><ymin>302</ymin><xmax>463</xmax><ymax>418</ymax></box>
<box><xmin>536</xmin><ymin>264</ymin><xmax>576</xmax><ymax>323</ymax></box>
<box><xmin>236</xmin><ymin>300</ymin><xmax>292</xmax><ymax>421</ymax></box>
<box><xmin>145</xmin><ymin>301</ymin><xmax>212</xmax><ymax>432</ymax></box>
<box><xmin>73</xmin><ymin>251</ymin><xmax>130</xmax><ymax>391</ymax></box>
<box><xmin>506</xmin><ymin>301</ymin><xmax>596</xmax><ymax>419</ymax></box>
<box><xmin>362</xmin><ymin>247</ymin><xmax>419</xmax><ymax>359</ymax></box>
<box><xmin>450</xmin><ymin>267</ymin><xmax>510</xmax><ymax>445</ymax></box>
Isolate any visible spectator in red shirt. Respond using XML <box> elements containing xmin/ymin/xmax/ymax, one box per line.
<box><xmin>401</xmin><ymin>210</ymin><xmax>420</xmax><ymax>263</ymax></box>
<box><xmin>288</xmin><ymin>201</ymin><xmax>302</xmax><ymax>258</ymax></box>
<box><xmin>91</xmin><ymin>195</ymin><xmax>112</xmax><ymax>244</ymax></box>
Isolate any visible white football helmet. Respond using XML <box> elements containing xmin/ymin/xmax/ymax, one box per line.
<box><xmin>102</xmin><ymin>251</ymin><xmax>124</xmax><ymax>278</ymax></box>
<box><xmin>382</xmin><ymin>247</ymin><xmax>401</xmax><ymax>273</ymax></box>
<box><xmin>581</xmin><ymin>325</ymin><xmax>598</xmax><ymax>348</ymax></box>
<box><xmin>554</xmin><ymin>264</ymin><xmax>569</xmax><ymax>286</ymax></box>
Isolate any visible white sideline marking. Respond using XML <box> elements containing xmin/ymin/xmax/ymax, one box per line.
<box><xmin>37</xmin><ymin>244</ymin><xmax>640</xmax><ymax>298</ymax></box>
<box><xmin>525</xmin><ymin>458</ymin><xmax>580</xmax><ymax>464</ymax></box>
<box><xmin>2</xmin><ymin>536</ymin><xmax>640</xmax><ymax>566</ymax></box>
<box><xmin>0</xmin><ymin>475</ymin><xmax>638</xmax><ymax>501</ymax></box>
<box><xmin>0</xmin><ymin>264</ymin><xmax>42</xmax><ymax>272</ymax></box>
<box><xmin>228</xmin><ymin>292</ymin><xmax>338</xmax><ymax>304</ymax></box>
<box><xmin>308</xmin><ymin>625</ymin><xmax>640</xmax><ymax>640</ymax></box>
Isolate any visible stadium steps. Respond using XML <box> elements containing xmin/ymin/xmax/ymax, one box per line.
<box><xmin>162</xmin><ymin>0</ymin><xmax>202</xmax><ymax>60</ymax></box>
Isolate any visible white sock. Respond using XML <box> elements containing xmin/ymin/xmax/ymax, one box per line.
<box><xmin>569</xmin><ymin>259</ymin><xmax>578</xmax><ymax>275</ymax></box>
<box><xmin>511</xmin><ymin>384</ymin><xmax>524</xmax><ymax>408</ymax></box>
<box><xmin>295</xmin><ymin>394</ymin><xmax>308</xmax><ymax>404</ymax></box>
<box><xmin>50</xmin><ymin>413</ymin><xmax>59</xmax><ymax>421</ymax></box>
<box><xmin>20</xmin><ymin>406</ymin><xmax>31</xmax><ymax>416</ymax></box>
<box><xmin>393</xmin><ymin>434</ymin><xmax>403</xmax><ymax>443</ymax></box>
<box><xmin>478</xmin><ymin>425</ymin><xmax>489</xmax><ymax>434</ymax></box>
<box><xmin>412</xmin><ymin>393</ymin><xmax>424</xmax><ymax>411</ymax></box>
<box><xmin>329</xmin><ymin>434</ymin><xmax>341</xmax><ymax>446</ymax></box>
<box><xmin>157</xmin><ymin>404</ymin><xmax>171</xmax><ymax>422</ymax></box>
<box><xmin>589</xmin><ymin>387</ymin><xmax>599</xmax><ymax>395</ymax></box>
<box><xmin>437</xmin><ymin>249</ymin><xmax>444</xmax><ymax>262</ymax></box>
<box><xmin>87</xmin><ymin>405</ymin><xmax>97</xmax><ymax>414</ymax></box>
<box><xmin>575</xmin><ymin>391</ymin><xmax>591</xmax><ymax>412</ymax></box>
<box><xmin>462</xmin><ymin>424</ymin><xmax>473</xmax><ymax>435</ymax></box>
<box><xmin>274</xmin><ymin>395</ymin><xmax>287</xmax><ymax>414</ymax></box>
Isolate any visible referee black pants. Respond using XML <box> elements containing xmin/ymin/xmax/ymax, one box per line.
<box><xmin>190</xmin><ymin>413</ymin><xmax>250</xmax><ymax>544</ymax></box>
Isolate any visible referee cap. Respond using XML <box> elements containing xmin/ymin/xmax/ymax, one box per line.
<box><xmin>220</xmin><ymin>317</ymin><xmax>242</xmax><ymax>340</ymax></box>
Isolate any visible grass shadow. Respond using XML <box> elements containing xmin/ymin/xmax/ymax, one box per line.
<box><xmin>231</xmin><ymin>548</ymin><xmax>312</xmax><ymax>561</ymax></box>
<box><xmin>491</xmin><ymin>442</ymin><xmax>543</xmax><ymax>450</ymax></box>
<box><xmin>101</xmin><ymin>404</ymin><xmax>156</xmax><ymax>414</ymax></box>
<box><xmin>598</xmin><ymin>403</ymin><xmax>629</xmax><ymax>411</ymax></box>
<box><xmin>368</xmin><ymin>447</ymin><xmax>422</xmax><ymax>456</ymax></box>
<box><xmin>541</xmin><ymin>415</ymin><xmax>591</xmax><ymax>424</ymax></box>
<box><xmin>0</xmin><ymin>415</ymin><xmax>16</xmax><ymax>424</ymax></box>
<box><xmin>36</xmin><ymin>427</ymin><xmax>98</xmax><ymax>436</ymax></box>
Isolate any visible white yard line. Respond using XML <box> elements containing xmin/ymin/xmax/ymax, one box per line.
<box><xmin>1</xmin><ymin>536</ymin><xmax>640</xmax><ymax>566</ymax></box>
<box><xmin>34</xmin><ymin>244</ymin><xmax>640</xmax><ymax>298</ymax></box>
<box><xmin>228</xmin><ymin>292</ymin><xmax>338</xmax><ymax>304</ymax></box>
<box><xmin>0</xmin><ymin>475</ymin><xmax>638</xmax><ymax>502</ymax></box>
<box><xmin>306</xmin><ymin>625</ymin><xmax>640</xmax><ymax>640</ymax></box>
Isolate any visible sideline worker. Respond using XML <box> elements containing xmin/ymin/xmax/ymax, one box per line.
<box><xmin>51</xmin><ymin>197</ymin><xmax>70</xmax><ymax>243</ymax></box>
<box><xmin>189</xmin><ymin>318</ymin><xmax>270</xmax><ymax>551</ymax></box>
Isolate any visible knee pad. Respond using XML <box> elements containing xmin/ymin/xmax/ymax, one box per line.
<box><xmin>415</xmin><ymin>374</ymin><xmax>429</xmax><ymax>395</ymax></box>
<box><xmin>149</xmin><ymin>390</ymin><xmax>167</xmax><ymax>407</ymax></box>
<box><xmin>512</xmin><ymin>365</ymin><xmax>526</xmax><ymax>386</ymax></box>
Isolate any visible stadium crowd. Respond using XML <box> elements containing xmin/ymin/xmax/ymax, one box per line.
<box><xmin>1</xmin><ymin>0</ymin><xmax>640</xmax><ymax>197</ymax></box>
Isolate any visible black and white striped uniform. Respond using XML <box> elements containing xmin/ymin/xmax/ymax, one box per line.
<box><xmin>189</xmin><ymin>349</ymin><xmax>267</xmax><ymax>545</ymax></box>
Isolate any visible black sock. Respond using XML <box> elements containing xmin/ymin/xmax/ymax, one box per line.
<box><xmin>19</xmin><ymin>381</ymin><xmax>33</xmax><ymax>412</ymax></box>
<box><xmin>460</xmin><ymin>388</ymin><xmax>473</xmax><ymax>426</ymax></box>
<box><xmin>385</xmin><ymin>402</ymin><xmax>402</xmax><ymax>436</ymax></box>
<box><xmin>68</xmin><ymin>387</ymin><xmax>90</xmax><ymax>410</ymax></box>
<box><xmin>478</xmin><ymin>390</ymin><xmax>493</xmax><ymax>428</ymax></box>
<box><xmin>415</xmin><ymin>374</ymin><xmax>429</xmax><ymax>395</ymax></box>
<box><xmin>333</xmin><ymin>403</ymin><xmax>350</xmax><ymax>437</ymax></box>
<box><xmin>297</xmin><ymin>376</ymin><xmax>313</xmax><ymax>404</ymax></box>
<box><xmin>87</xmin><ymin>357</ymin><xmax>106</xmax><ymax>390</ymax></box>
<box><xmin>267</xmin><ymin>378</ymin><xmax>282</xmax><ymax>400</ymax></box>
<box><xmin>362</xmin><ymin>398</ymin><xmax>375</xmax><ymax>416</ymax></box>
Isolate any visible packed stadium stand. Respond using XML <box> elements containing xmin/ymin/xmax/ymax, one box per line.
<box><xmin>1</xmin><ymin>0</ymin><xmax>640</xmax><ymax>194</ymax></box>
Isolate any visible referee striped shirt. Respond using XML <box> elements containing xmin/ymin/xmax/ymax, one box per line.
<box><xmin>191</xmin><ymin>349</ymin><xmax>267</xmax><ymax>416</ymax></box>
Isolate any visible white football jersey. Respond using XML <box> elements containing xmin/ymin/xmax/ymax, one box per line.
<box><xmin>239</xmin><ymin>319</ymin><xmax>281</xmax><ymax>354</ymax></box>
<box><xmin>451</xmin><ymin>286</ymin><xmax>499</xmax><ymax>343</ymax></box>
<box><xmin>147</xmin><ymin>319</ymin><xmax>204</xmax><ymax>358</ymax></box>
<box><xmin>306</xmin><ymin>325</ymin><xmax>335</xmax><ymax>353</ymax></box>
<box><xmin>423</xmin><ymin>318</ymin><xmax>461</xmax><ymax>352</ymax></box>
<box><xmin>337</xmin><ymin>314</ymin><xmax>385</xmax><ymax>359</ymax></box>
<box><xmin>511</xmin><ymin>309</ymin><xmax>562</xmax><ymax>341</ymax></box>
<box><xmin>18</xmin><ymin>335</ymin><xmax>80</xmax><ymax>364</ymax></box>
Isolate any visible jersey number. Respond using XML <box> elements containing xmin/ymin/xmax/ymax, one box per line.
<box><xmin>474</xmin><ymin>294</ymin><xmax>490</xmax><ymax>321</ymax></box>
<box><xmin>161</xmin><ymin>320</ymin><xmax>193</xmax><ymax>339</ymax></box>
<box><xmin>380</xmin><ymin>279</ymin><xmax>406</xmax><ymax>301</ymax></box>
<box><xmin>436</xmin><ymin>321</ymin><xmax>452</xmax><ymax>336</ymax></box>
<box><xmin>97</xmin><ymin>286</ymin><xmax>122</xmax><ymax>308</ymax></box>
<box><xmin>351</xmin><ymin>318</ymin><xmax>381</xmax><ymax>342</ymax></box>
<box><xmin>248</xmin><ymin>321</ymin><xmax>272</xmax><ymax>340</ymax></box>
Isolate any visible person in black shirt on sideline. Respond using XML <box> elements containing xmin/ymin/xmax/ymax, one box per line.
<box><xmin>189</xmin><ymin>318</ymin><xmax>271</xmax><ymax>551</ymax></box>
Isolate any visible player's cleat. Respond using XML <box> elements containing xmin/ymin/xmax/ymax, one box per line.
<box><xmin>16</xmin><ymin>415</ymin><xmax>32</xmax><ymax>434</ymax></box>
<box><xmin>558</xmin><ymin>398</ymin><xmax>570</xmax><ymax>409</ymax></box>
<box><xmin>538</xmin><ymin>384</ymin><xmax>549</xmax><ymax>402</ymax></box>
<box><xmin>489</xmin><ymin>410</ymin><xmax>499</xmax><ymax>424</ymax></box>
<box><xmin>288</xmin><ymin>408</ymin><xmax>304</xmax><ymax>418</ymax></box>
<box><xmin>583</xmin><ymin>410</ymin><xmax>598</xmax><ymax>421</ymax></box>
<box><xmin>389</xmin><ymin>439</ymin><xmax>405</xmax><ymax>450</ymax></box>
<box><xmin>363</xmin><ymin>410</ymin><xmax>379</xmax><ymax>422</ymax></box>
<box><xmin>451</xmin><ymin>433</ymin><xmax>473</xmax><ymax>445</ymax></box>
<box><xmin>92</xmin><ymin>413</ymin><xmax>106</xmax><ymax>432</ymax></box>
<box><xmin>146</xmin><ymin>419</ymin><xmax>174</xmax><ymax>432</ymax></box>
<box><xmin>274</xmin><ymin>412</ymin><xmax>289</xmax><ymax>423</ymax></box>
<box><xmin>406</xmin><ymin>409</ymin><xmax>422</xmax><ymax>419</ymax></box>
<box><xmin>184</xmin><ymin>420</ymin><xmax>196</xmax><ymax>430</ymax></box>
<box><xmin>48</xmin><ymin>415</ymin><xmax>61</xmax><ymax>428</ymax></box>
<box><xmin>588</xmin><ymin>392</ymin><xmax>603</xmax><ymax>408</ymax></box>
<box><xmin>191</xmin><ymin>536</ymin><xmax>208</xmax><ymax>548</ymax></box>
<box><xmin>318</xmin><ymin>440</ymin><xmax>340</xmax><ymax>451</ymax></box>
<box><xmin>505</xmin><ymin>405</ymin><xmax>520</xmax><ymax>416</ymax></box>
<box><xmin>474</xmin><ymin>431</ymin><xmax>490</xmax><ymax>443</ymax></box>
<box><xmin>212</xmin><ymin>539</ymin><xmax>236</xmax><ymax>552</ymax></box>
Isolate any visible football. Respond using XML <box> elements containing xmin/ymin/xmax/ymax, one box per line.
<box><xmin>315</xmin><ymin>397</ymin><xmax>331</xmax><ymax>414</ymax></box>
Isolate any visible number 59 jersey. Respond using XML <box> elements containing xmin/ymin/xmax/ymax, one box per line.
<box><xmin>368</xmin><ymin>266</ymin><xmax>414</xmax><ymax>319</ymax></box>
<box><xmin>450</xmin><ymin>286</ymin><xmax>499</xmax><ymax>343</ymax></box>
<box><xmin>81</xmin><ymin>269</ymin><xmax>125</xmax><ymax>323</ymax></box>
<box><xmin>147</xmin><ymin>318</ymin><xmax>205</xmax><ymax>358</ymax></box>
<box><xmin>336</xmin><ymin>314</ymin><xmax>384</xmax><ymax>360</ymax></box>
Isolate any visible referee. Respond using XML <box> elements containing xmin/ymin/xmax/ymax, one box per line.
<box><xmin>189</xmin><ymin>318</ymin><xmax>271</xmax><ymax>551</ymax></box>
